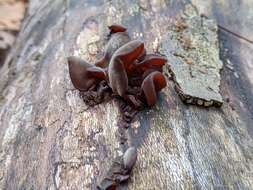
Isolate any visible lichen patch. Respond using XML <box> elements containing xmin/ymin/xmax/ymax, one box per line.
<box><xmin>160</xmin><ymin>5</ymin><xmax>223</xmax><ymax>107</ymax></box>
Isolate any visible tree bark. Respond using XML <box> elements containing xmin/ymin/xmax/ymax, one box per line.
<box><xmin>0</xmin><ymin>0</ymin><xmax>253</xmax><ymax>190</ymax></box>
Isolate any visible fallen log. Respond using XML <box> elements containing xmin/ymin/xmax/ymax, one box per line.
<box><xmin>0</xmin><ymin>0</ymin><xmax>252</xmax><ymax>189</ymax></box>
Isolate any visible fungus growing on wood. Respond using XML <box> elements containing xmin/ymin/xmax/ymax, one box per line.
<box><xmin>67</xmin><ymin>24</ymin><xmax>167</xmax><ymax>189</ymax></box>
<box><xmin>132</xmin><ymin>54</ymin><xmax>167</xmax><ymax>75</ymax></box>
<box><xmin>108</xmin><ymin>40</ymin><xmax>144</xmax><ymax>97</ymax></box>
<box><xmin>141</xmin><ymin>71</ymin><xmax>167</xmax><ymax>106</ymax></box>
<box><xmin>97</xmin><ymin>147</ymin><xmax>137</xmax><ymax>190</ymax></box>
<box><xmin>67</xmin><ymin>56</ymin><xmax>106</xmax><ymax>91</ymax></box>
<box><xmin>108</xmin><ymin>24</ymin><xmax>127</xmax><ymax>34</ymax></box>
<box><xmin>95</xmin><ymin>25</ymin><xmax>130</xmax><ymax>68</ymax></box>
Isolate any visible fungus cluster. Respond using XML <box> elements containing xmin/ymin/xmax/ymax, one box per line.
<box><xmin>67</xmin><ymin>24</ymin><xmax>167</xmax><ymax>190</ymax></box>
<box><xmin>68</xmin><ymin>24</ymin><xmax>167</xmax><ymax>109</ymax></box>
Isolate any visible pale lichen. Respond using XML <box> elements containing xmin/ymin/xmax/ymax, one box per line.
<box><xmin>160</xmin><ymin>5</ymin><xmax>223</xmax><ymax>107</ymax></box>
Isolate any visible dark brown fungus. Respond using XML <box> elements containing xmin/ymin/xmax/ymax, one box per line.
<box><xmin>108</xmin><ymin>24</ymin><xmax>127</xmax><ymax>34</ymax></box>
<box><xmin>67</xmin><ymin>56</ymin><xmax>106</xmax><ymax>91</ymax></box>
<box><xmin>97</xmin><ymin>147</ymin><xmax>137</xmax><ymax>190</ymax></box>
<box><xmin>108</xmin><ymin>40</ymin><xmax>144</xmax><ymax>97</ymax></box>
<box><xmin>95</xmin><ymin>25</ymin><xmax>130</xmax><ymax>68</ymax></box>
<box><xmin>117</xmin><ymin>40</ymin><xmax>145</xmax><ymax>68</ymax></box>
<box><xmin>141</xmin><ymin>71</ymin><xmax>167</xmax><ymax>106</ymax></box>
<box><xmin>131</xmin><ymin>54</ymin><xmax>167</xmax><ymax>75</ymax></box>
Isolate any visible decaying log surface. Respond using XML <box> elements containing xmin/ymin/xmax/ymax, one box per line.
<box><xmin>0</xmin><ymin>0</ymin><xmax>253</xmax><ymax>189</ymax></box>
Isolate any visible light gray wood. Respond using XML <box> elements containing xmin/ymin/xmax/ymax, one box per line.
<box><xmin>0</xmin><ymin>0</ymin><xmax>252</xmax><ymax>189</ymax></box>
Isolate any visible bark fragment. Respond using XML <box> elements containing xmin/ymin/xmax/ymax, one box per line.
<box><xmin>160</xmin><ymin>5</ymin><xmax>223</xmax><ymax>107</ymax></box>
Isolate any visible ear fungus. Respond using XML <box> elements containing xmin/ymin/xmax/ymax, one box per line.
<box><xmin>68</xmin><ymin>25</ymin><xmax>167</xmax><ymax>108</ymax></box>
<box><xmin>95</xmin><ymin>25</ymin><xmax>130</xmax><ymax>69</ymax></box>
<box><xmin>117</xmin><ymin>40</ymin><xmax>145</xmax><ymax>66</ymax></box>
<box><xmin>109</xmin><ymin>58</ymin><xmax>128</xmax><ymax>97</ymax></box>
<box><xmin>134</xmin><ymin>54</ymin><xmax>167</xmax><ymax>74</ymax></box>
<box><xmin>127</xmin><ymin>48</ymin><xmax>147</xmax><ymax>75</ymax></box>
<box><xmin>108</xmin><ymin>40</ymin><xmax>145</xmax><ymax>97</ymax></box>
<box><xmin>141</xmin><ymin>71</ymin><xmax>167</xmax><ymax>106</ymax></box>
<box><xmin>112</xmin><ymin>40</ymin><xmax>145</xmax><ymax>76</ymax></box>
<box><xmin>108</xmin><ymin>24</ymin><xmax>127</xmax><ymax>34</ymax></box>
<box><xmin>67</xmin><ymin>56</ymin><xmax>106</xmax><ymax>91</ymax></box>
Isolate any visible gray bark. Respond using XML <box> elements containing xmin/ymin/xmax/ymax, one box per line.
<box><xmin>0</xmin><ymin>0</ymin><xmax>253</xmax><ymax>190</ymax></box>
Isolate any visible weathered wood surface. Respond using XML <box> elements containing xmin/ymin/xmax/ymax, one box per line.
<box><xmin>0</xmin><ymin>0</ymin><xmax>252</xmax><ymax>189</ymax></box>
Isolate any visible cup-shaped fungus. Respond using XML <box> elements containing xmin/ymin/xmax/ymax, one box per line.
<box><xmin>134</xmin><ymin>54</ymin><xmax>167</xmax><ymax>74</ymax></box>
<box><xmin>108</xmin><ymin>24</ymin><xmax>127</xmax><ymax>34</ymax></box>
<box><xmin>141</xmin><ymin>71</ymin><xmax>167</xmax><ymax>106</ymax></box>
<box><xmin>68</xmin><ymin>56</ymin><xmax>106</xmax><ymax>91</ymax></box>
<box><xmin>108</xmin><ymin>40</ymin><xmax>145</xmax><ymax>97</ymax></box>
<box><xmin>95</xmin><ymin>25</ymin><xmax>130</xmax><ymax>69</ymax></box>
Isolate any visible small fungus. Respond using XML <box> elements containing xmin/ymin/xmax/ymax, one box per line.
<box><xmin>68</xmin><ymin>56</ymin><xmax>106</xmax><ymax>91</ymax></box>
<box><xmin>97</xmin><ymin>147</ymin><xmax>137</xmax><ymax>190</ymax></box>
<box><xmin>141</xmin><ymin>71</ymin><xmax>167</xmax><ymax>106</ymax></box>
<box><xmin>108</xmin><ymin>24</ymin><xmax>127</xmax><ymax>34</ymax></box>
